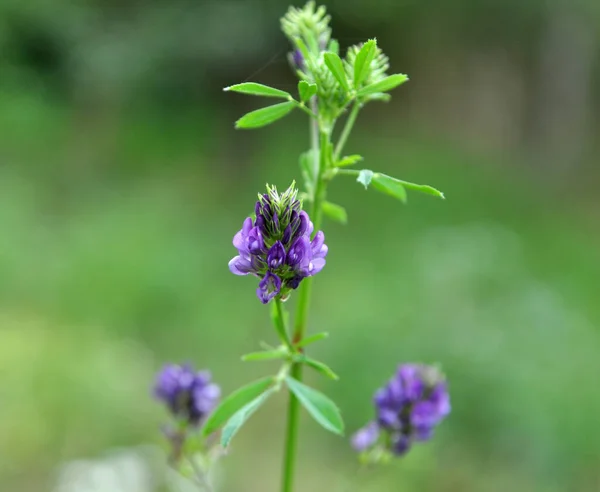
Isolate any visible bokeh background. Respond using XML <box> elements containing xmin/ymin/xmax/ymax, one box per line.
<box><xmin>1</xmin><ymin>0</ymin><xmax>600</xmax><ymax>491</ymax></box>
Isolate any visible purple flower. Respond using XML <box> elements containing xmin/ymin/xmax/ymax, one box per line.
<box><xmin>352</xmin><ymin>364</ymin><xmax>450</xmax><ymax>458</ymax></box>
<box><xmin>153</xmin><ymin>363</ymin><xmax>220</xmax><ymax>425</ymax></box>
<box><xmin>229</xmin><ymin>183</ymin><xmax>328</xmax><ymax>303</ymax></box>
<box><xmin>291</xmin><ymin>49</ymin><xmax>305</xmax><ymax>71</ymax></box>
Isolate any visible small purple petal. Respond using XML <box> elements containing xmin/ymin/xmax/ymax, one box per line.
<box><xmin>308</xmin><ymin>257</ymin><xmax>326</xmax><ymax>275</ymax></box>
<box><xmin>378</xmin><ymin>408</ymin><xmax>400</xmax><ymax>429</ymax></box>
<box><xmin>287</xmin><ymin>236</ymin><xmax>310</xmax><ymax>269</ymax></box>
<box><xmin>282</xmin><ymin>225</ymin><xmax>292</xmax><ymax>245</ymax></box>
<box><xmin>229</xmin><ymin>255</ymin><xmax>254</xmax><ymax>275</ymax></box>
<box><xmin>267</xmin><ymin>241</ymin><xmax>286</xmax><ymax>270</ymax></box>
<box><xmin>256</xmin><ymin>272</ymin><xmax>282</xmax><ymax>304</ymax></box>
<box><xmin>392</xmin><ymin>434</ymin><xmax>411</xmax><ymax>455</ymax></box>
<box><xmin>351</xmin><ymin>422</ymin><xmax>380</xmax><ymax>451</ymax></box>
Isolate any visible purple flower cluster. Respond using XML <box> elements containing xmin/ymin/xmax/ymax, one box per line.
<box><xmin>352</xmin><ymin>364</ymin><xmax>450</xmax><ymax>457</ymax></box>
<box><xmin>229</xmin><ymin>184</ymin><xmax>328</xmax><ymax>304</ymax></box>
<box><xmin>154</xmin><ymin>363</ymin><xmax>220</xmax><ymax>425</ymax></box>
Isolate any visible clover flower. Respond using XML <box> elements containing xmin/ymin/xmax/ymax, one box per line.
<box><xmin>352</xmin><ymin>364</ymin><xmax>450</xmax><ymax>458</ymax></box>
<box><xmin>229</xmin><ymin>183</ymin><xmax>327</xmax><ymax>304</ymax></box>
<box><xmin>154</xmin><ymin>363</ymin><xmax>220</xmax><ymax>426</ymax></box>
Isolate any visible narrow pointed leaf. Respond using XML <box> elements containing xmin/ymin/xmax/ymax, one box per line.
<box><xmin>224</xmin><ymin>83</ymin><xmax>291</xmax><ymax>99</ymax></box>
<box><xmin>235</xmin><ymin>102</ymin><xmax>295</xmax><ymax>129</ymax></box>
<box><xmin>298</xmin><ymin>81</ymin><xmax>318</xmax><ymax>102</ymax></box>
<box><xmin>285</xmin><ymin>377</ymin><xmax>344</xmax><ymax>435</ymax></box>
<box><xmin>391</xmin><ymin>179</ymin><xmax>445</xmax><ymax>199</ymax></box>
<box><xmin>336</xmin><ymin>154</ymin><xmax>363</xmax><ymax>167</ymax></box>
<box><xmin>241</xmin><ymin>349</ymin><xmax>287</xmax><ymax>362</ymax></box>
<box><xmin>371</xmin><ymin>173</ymin><xmax>407</xmax><ymax>203</ymax></box>
<box><xmin>357</xmin><ymin>74</ymin><xmax>409</xmax><ymax>97</ymax></box>
<box><xmin>295</xmin><ymin>332</ymin><xmax>329</xmax><ymax>348</ymax></box>
<box><xmin>353</xmin><ymin>39</ymin><xmax>377</xmax><ymax>88</ymax></box>
<box><xmin>202</xmin><ymin>376</ymin><xmax>275</xmax><ymax>436</ymax></box>
<box><xmin>324</xmin><ymin>52</ymin><xmax>350</xmax><ymax>92</ymax></box>
<box><xmin>296</xmin><ymin>355</ymin><xmax>339</xmax><ymax>380</ymax></box>
<box><xmin>221</xmin><ymin>388</ymin><xmax>276</xmax><ymax>447</ymax></box>
<box><xmin>357</xmin><ymin>169</ymin><xmax>374</xmax><ymax>189</ymax></box>
<box><xmin>322</xmin><ymin>201</ymin><xmax>348</xmax><ymax>225</ymax></box>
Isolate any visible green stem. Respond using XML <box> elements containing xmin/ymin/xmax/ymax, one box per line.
<box><xmin>274</xmin><ymin>298</ymin><xmax>293</xmax><ymax>351</ymax></box>
<box><xmin>334</xmin><ymin>101</ymin><xmax>360</xmax><ymax>160</ymax></box>
<box><xmin>281</xmin><ymin>110</ymin><xmax>331</xmax><ymax>492</ymax></box>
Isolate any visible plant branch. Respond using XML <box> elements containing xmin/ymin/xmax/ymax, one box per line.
<box><xmin>334</xmin><ymin>101</ymin><xmax>361</xmax><ymax>160</ymax></box>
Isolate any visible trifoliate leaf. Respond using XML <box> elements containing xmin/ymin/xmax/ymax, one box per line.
<box><xmin>324</xmin><ymin>52</ymin><xmax>350</xmax><ymax>92</ymax></box>
<box><xmin>371</xmin><ymin>173</ymin><xmax>407</xmax><ymax>203</ymax></box>
<box><xmin>353</xmin><ymin>39</ymin><xmax>377</xmax><ymax>88</ymax></box>
<box><xmin>235</xmin><ymin>102</ymin><xmax>296</xmax><ymax>129</ymax></box>
<box><xmin>336</xmin><ymin>154</ymin><xmax>363</xmax><ymax>167</ymax></box>
<box><xmin>285</xmin><ymin>377</ymin><xmax>344</xmax><ymax>435</ymax></box>
<box><xmin>221</xmin><ymin>388</ymin><xmax>275</xmax><ymax>447</ymax></box>
<box><xmin>298</xmin><ymin>81</ymin><xmax>318</xmax><ymax>102</ymax></box>
<box><xmin>357</xmin><ymin>74</ymin><xmax>409</xmax><ymax>97</ymax></box>
<box><xmin>224</xmin><ymin>83</ymin><xmax>291</xmax><ymax>99</ymax></box>
<box><xmin>296</xmin><ymin>355</ymin><xmax>340</xmax><ymax>380</ymax></box>
<box><xmin>202</xmin><ymin>377</ymin><xmax>275</xmax><ymax>436</ymax></box>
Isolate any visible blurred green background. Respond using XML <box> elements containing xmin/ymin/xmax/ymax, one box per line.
<box><xmin>1</xmin><ymin>0</ymin><xmax>600</xmax><ymax>491</ymax></box>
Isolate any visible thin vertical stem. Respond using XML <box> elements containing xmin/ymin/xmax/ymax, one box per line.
<box><xmin>334</xmin><ymin>102</ymin><xmax>360</xmax><ymax>160</ymax></box>
<box><xmin>281</xmin><ymin>105</ymin><xmax>330</xmax><ymax>492</ymax></box>
<box><xmin>274</xmin><ymin>298</ymin><xmax>293</xmax><ymax>351</ymax></box>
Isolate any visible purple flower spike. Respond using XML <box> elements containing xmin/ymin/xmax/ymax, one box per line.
<box><xmin>153</xmin><ymin>363</ymin><xmax>220</xmax><ymax>425</ymax></box>
<box><xmin>351</xmin><ymin>363</ymin><xmax>450</xmax><ymax>459</ymax></box>
<box><xmin>257</xmin><ymin>271</ymin><xmax>282</xmax><ymax>304</ymax></box>
<box><xmin>229</xmin><ymin>183</ymin><xmax>328</xmax><ymax>303</ymax></box>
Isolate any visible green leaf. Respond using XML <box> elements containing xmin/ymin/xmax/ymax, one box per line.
<box><xmin>241</xmin><ymin>349</ymin><xmax>287</xmax><ymax>362</ymax></box>
<box><xmin>202</xmin><ymin>376</ymin><xmax>275</xmax><ymax>436</ymax></box>
<box><xmin>285</xmin><ymin>377</ymin><xmax>344</xmax><ymax>435</ymax></box>
<box><xmin>323</xmin><ymin>52</ymin><xmax>350</xmax><ymax>92</ymax></box>
<box><xmin>327</xmin><ymin>39</ymin><xmax>340</xmax><ymax>55</ymax></box>
<box><xmin>365</xmin><ymin>93</ymin><xmax>391</xmax><ymax>103</ymax></box>
<box><xmin>371</xmin><ymin>173</ymin><xmax>407</xmax><ymax>203</ymax></box>
<box><xmin>221</xmin><ymin>388</ymin><xmax>275</xmax><ymax>447</ymax></box>
<box><xmin>224</xmin><ymin>82</ymin><xmax>291</xmax><ymax>99</ymax></box>
<box><xmin>336</xmin><ymin>154</ymin><xmax>363</xmax><ymax>167</ymax></box>
<box><xmin>357</xmin><ymin>74</ymin><xmax>409</xmax><ymax>97</ymax></box>
<box><xmin>357</xmin><ymin>169</ymin><xmax>374</xmax><ymax>189</ymax></box>
<box><xmin>391</xmin><ymin>179</ymin><xmax>445</xmax><ymax>199</ymax></box>
<box><xmin>235</xmin><ymin>102</ymin><xmax>296</xmax><ymax>129</ymax></box>
<box><xmin>295</xmin><ymin>332</ymin><xmax>329</xmax><ymax>348</ymax></box>
<box><xmin>353</xmin><ymin>39</ymin><xmax>377</xmax><ymax>88</ymax></box>
<box><xmin>296</xmin><ymin>355</ymin><xmax>339</xmax><ymax>380</ymax></box>
<box><xmin>298</xmin><ymin>81</ymin><xmax>317</xmax><ymax>102</ymax></box>
<box><xmin>322</xmin><ymin>201</ymin><xmax>348</xmax><ymax>225</ymax></box>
